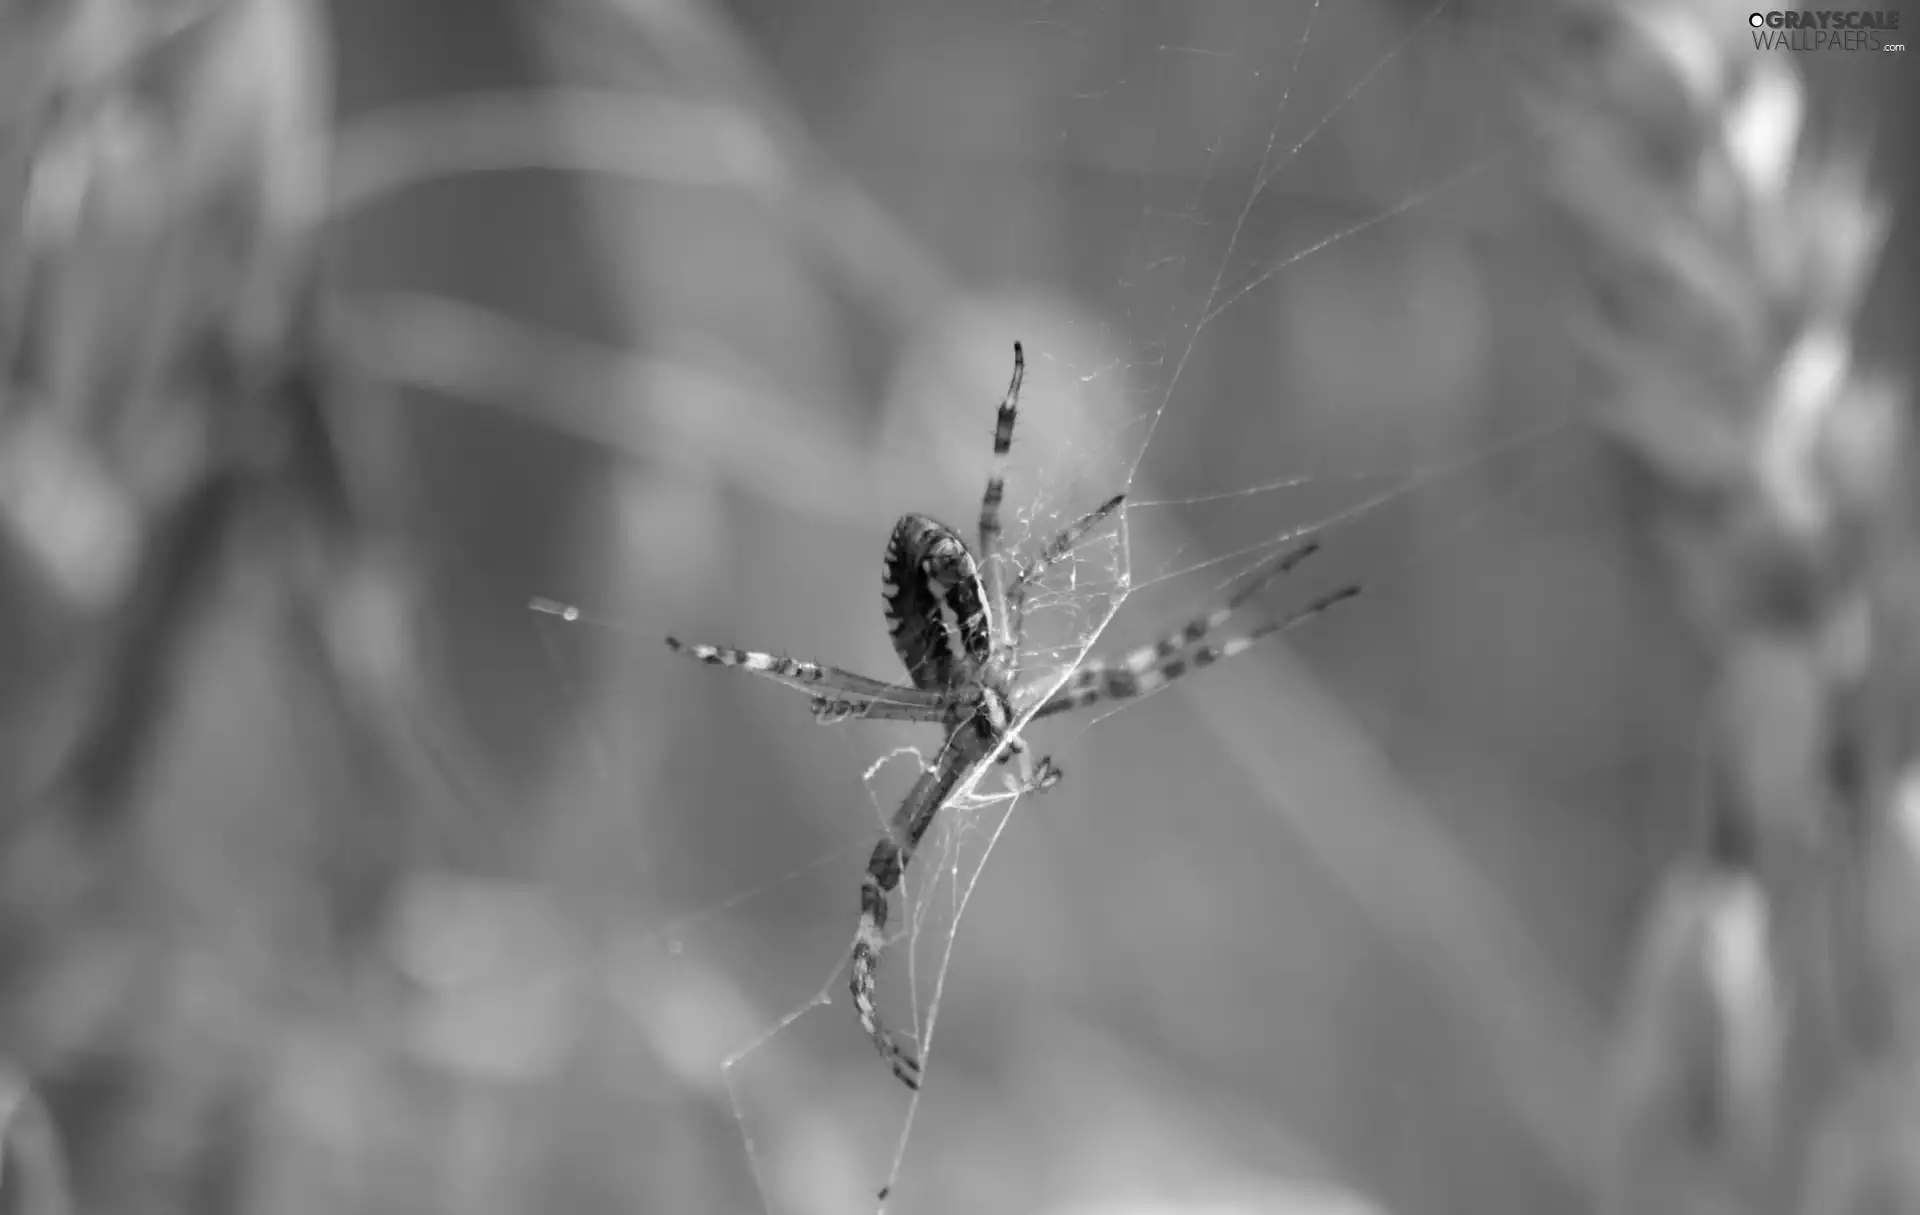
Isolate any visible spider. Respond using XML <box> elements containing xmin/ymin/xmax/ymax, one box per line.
<box><xmin>665</xmin><ymin>342</ymin><xmax>1358</xmax><ymax>1090</ymax></box>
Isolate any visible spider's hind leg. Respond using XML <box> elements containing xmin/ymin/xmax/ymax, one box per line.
<box><xmin>849</xmin><ymin>720</ymin><xmax>1050</xmax><ymax>1091</ymax></box>
<box><xmin>850</xmin><ymin>737</ymin><xmax>977</xmax><ymax>1090</ymax></box>
<box><xmin>852</xmin><ymin>833</ymin><xmax>925</xmax><ymax>1090</ymax></box>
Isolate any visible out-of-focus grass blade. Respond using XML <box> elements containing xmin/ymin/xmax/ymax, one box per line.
<box><xmin>0</xmin><ymin>1066</ymin><xmax>71</xmax><ymax>1215</ymax></box>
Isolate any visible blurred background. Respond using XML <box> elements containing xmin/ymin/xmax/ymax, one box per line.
<box><xmin>0</xmin><ymin>1</ymin><xmax>1913</xmax><ymax>1213</ymax></box>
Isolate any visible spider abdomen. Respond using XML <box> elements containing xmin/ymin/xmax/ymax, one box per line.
<box><xmin>882</xmin><ymin>513</ymin><xmax>991</xmax><ymax>691</ymax></box>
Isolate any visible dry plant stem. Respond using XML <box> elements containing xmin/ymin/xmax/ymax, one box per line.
<box><xmin>1524</xmin><ymin>0</ymin><xmax>1916</xmax><ymax>1210</ymax></box>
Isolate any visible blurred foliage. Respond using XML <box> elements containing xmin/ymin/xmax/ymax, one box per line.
<box><xmin>1520</xmin><ymin>0</ymin><xmax>1920</xmax><ymax>1209</ymax></box>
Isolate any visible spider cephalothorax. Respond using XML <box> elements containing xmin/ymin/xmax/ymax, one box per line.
<box><xmin>667</xmin><ymin>342</ymin><xmax>1357</xmax><ymax>1089</ymax></box>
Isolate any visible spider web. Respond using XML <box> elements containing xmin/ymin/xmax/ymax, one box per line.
<box><xmin>340</xmin><ymin>1</ymin><xmax>1609</xmax><ymax>1212</ymax></box>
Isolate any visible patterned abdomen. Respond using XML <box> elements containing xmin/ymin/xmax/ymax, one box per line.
<box><xmin>882</xmin><ymin>514</ymin><xmax>991</xmax><ymax>690</ymax></box>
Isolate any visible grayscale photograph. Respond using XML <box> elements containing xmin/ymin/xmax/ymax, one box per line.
<box><xmin>0</xmin><ymin>1</ymin><xmax>1914</xmax><ymax>1212</ymax></box>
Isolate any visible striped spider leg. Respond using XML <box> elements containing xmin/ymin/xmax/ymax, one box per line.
<box><xmin>668</xmin><ymin>342</ymin><xmax>1358</xmax><ymax>1091</ymax></box>
<box><xmin>661</xmin><ymin>638</ymin><xmax>958</xmax><ymax>719</ymax></box>
<box><xmin>1020</xmin><ymin>537</ymin><xmax>1359</xmax><ymax>722</ymax></box>
<box><xmin>846</xmin><ymin>716</ymin><xmax>999</xmax><ymax>1089</ymax></box>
